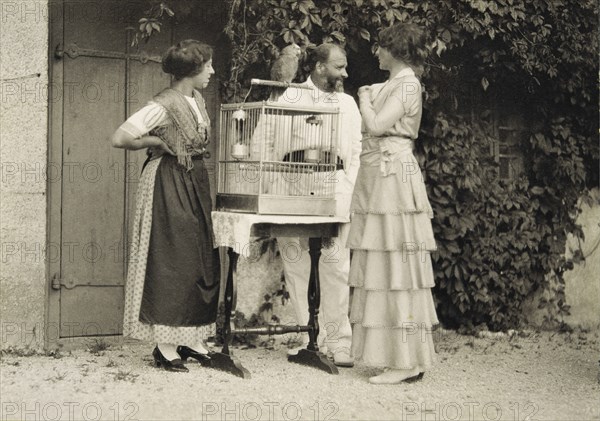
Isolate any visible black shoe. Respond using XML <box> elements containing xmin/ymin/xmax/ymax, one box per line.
<box><xmin>177</xmin><ymin>345</ymin><xmax>212</xmax><ymax>363</ymax></box>
<box><xmin>404</xmin><ymin>372</ymin><xmax>425</xmax><ymax>383</ymax></box>
<box><xmin>152</xmin><ymin>347</ymin><xmax>189</xmax><ymax>372</ymax></box>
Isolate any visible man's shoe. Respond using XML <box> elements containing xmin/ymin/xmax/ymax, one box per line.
<box><xmin>286</xmin><ymin>344</ymin><xmax>307</xmax><ymax>356</ymax></box>
<box><xmin>287</xmin><ymin>343</ymin><xmax>328</xmax><ymax>356</ymax></box>
<box><xmin>332</xmin><ymin>349</ymin><xmax>354</xmax><ymax>367</ymax></box>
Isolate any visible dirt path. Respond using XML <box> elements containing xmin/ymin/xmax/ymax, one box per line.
<box><xmin>1</xmin><ymin>329</ymin><xmax>598</xmax><ymax>420</ymax></box>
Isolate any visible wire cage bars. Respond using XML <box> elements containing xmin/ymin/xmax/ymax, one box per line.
<box><xmin>217</xmin><ymin>99</ymin><xmax>341</xmax><ymax>216</ymax></box>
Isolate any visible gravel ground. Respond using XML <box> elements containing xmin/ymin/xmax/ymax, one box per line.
<box><xmin>1</xmin><ymin>329</ymin><xmax>599</xmax><ymax>421</ymax></box>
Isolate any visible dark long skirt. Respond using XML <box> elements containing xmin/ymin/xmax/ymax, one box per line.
<box><xmin>139</xmin><ymin>155</ymin><xmax>220</xmax><ymax>327</ymax></box>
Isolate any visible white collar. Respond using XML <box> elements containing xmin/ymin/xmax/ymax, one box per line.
<box><xmin>391</xmin><ymin>67</ymin><xmax>415</xmax><ymax>80</ymax></box>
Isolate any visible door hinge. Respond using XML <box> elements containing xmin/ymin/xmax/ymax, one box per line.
<box><xmin>51</xmin><ymin>273</ymin><xmax>77</xmax><ymax>290</ymax></box>
<box><xmin>54</xmin><ymin>42</ymin><xmax>161</xmax><ymax>64</ymax></box>
<box><xmin>51</xmin><ymin>273</ymin><xmax>61</xmax><ymax>290</ymax></box>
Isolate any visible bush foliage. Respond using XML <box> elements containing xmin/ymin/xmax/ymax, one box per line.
<box><xmin>140</xmin><ymin>0</ymin><xmax>598</xmax><ymax>330</ymax></box>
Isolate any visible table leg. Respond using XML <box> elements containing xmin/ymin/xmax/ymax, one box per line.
<box><xmin>209</xmin><ymin>247</ymin><xmax>250</xmax><ymax>378</ymax></box>
<box><xmin>287</xmin><ymin>237</ymin><xmax>339</xmax><ymax>374</ymax></box>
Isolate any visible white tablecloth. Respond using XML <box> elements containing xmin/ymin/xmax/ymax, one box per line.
<box><xmin>212</xmin><ymin>211</ymin><xmax>349</xmax><ymax>257</ymax></box>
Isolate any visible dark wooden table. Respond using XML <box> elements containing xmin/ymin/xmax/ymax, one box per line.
<box><xmin>209</xmin><ymin>213</ymin><xmax>347</xmax><ymax>378</ymax></box>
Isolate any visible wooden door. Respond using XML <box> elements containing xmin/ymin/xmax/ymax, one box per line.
<box><xmin>47</xmin><ymin>0</ymin><xmax>224</xmax><ymax>343</ymax></box>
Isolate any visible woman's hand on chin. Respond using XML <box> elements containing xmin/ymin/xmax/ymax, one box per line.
<box><xmin>358</xmin><ymin>85</ymin><xmax>371</xmax><ymax>98</ymax></box>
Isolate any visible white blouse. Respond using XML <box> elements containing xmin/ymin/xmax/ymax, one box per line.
<box><xmin>119</xmin><ymin>96</ymin><xmax>204</xmax><ymax>139</ymax></box>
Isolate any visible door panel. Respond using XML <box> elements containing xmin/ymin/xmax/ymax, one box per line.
<box><xmin>60</xmin><ymin>287</ymin><xmax>124</xmax><ymax>337</ymax></box>
<box><xmin>61</xmin><ymin>57</ymin><xmax>126</xmax><ymax>287</ymax></box>
<box><xmin>49</xmin><ymin>0</ymin><xmax>224</xmax><ymax>340</ymax></box>
<box><xmin>59</xmin><ymin>56</ymin><xmax>126</xmax><ymax>335</ymax></box>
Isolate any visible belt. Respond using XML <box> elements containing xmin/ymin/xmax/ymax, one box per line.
<box><xmin>142</xmin><ymin>150</ymin><xmax>208</xmax><ymax>172</ymax></box>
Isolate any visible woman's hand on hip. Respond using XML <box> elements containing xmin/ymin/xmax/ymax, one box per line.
<box><xmin>156</xmin><ymin>140</ymin><xmax>175</xmax><ymax>155</ymax></box>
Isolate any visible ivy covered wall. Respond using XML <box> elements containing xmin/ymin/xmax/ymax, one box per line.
<box><xmin>138</xmin><ymin>0</ymin><xmax>599</xmax><ymax>330</ymax></box>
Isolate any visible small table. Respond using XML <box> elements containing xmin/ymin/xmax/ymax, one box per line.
<box><xmin>210</xmin><ymin>211</ymin><xmax>349</xmax><ymax>378</ymax></box>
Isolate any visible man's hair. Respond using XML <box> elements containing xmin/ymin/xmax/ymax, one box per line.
<box><xmin>306</xmin><ymin>43</ymin><xmax>346</xmax><ymax>71</ymax></box>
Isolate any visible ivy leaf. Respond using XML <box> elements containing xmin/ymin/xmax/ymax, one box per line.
<box><xmin>481</xmin><ymin>77</ymin><xmax>490</xmax><ymax>91</ymax></box>
<box><xmin>434</xmin><ymin>39</ymin><xmax>447</xmax><ymax>56</ymax></box>
<box><xmin>359</xmin><ymin>28</ymin><xmax>370</xmax><ymax>41</ymax></box>
<box><xmin>164</xmin><ymin>6</ymin><xmax>175</xmax><ymax>17</ymax></box>
<box><xmin>392</xmin><ymin>8</ymin><xmax>407</xmax><ymax>21</ymax></box>
<box><xmin>441</xmin><ymin>29</ymin><xmax>452</xmax><ymax>43</ymax></box>
<box><xmin>282</xmin><ymin>29</ymin><xmax>293</xmax><ymax>44</ymax></box>
<box><xmin>309</xmin><ymin>13</ymin><xmax>322</xmax><ymax>26</ymax></box>
<box><xmin>331</xmin><ymin>31</ymin><xmax>345</xmax><ymax>42</ymax></box>
<box><xmin>530</xmin><ymin>186</ymin><xmax>545</xmax><ymax>195</ymax></box>
<box><xmin>473</xmin><ymin>0</ymin><xmax>488</xmax><ymax>12</ymax></box>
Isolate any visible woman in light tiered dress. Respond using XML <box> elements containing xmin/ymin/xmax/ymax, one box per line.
<box><xmin>347</xmin><ymin>23</ymin><xmax>439</xmax><ymax>384</ymax></box>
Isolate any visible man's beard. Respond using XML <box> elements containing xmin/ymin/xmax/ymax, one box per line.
<box><xmin>324</xmin><ymin>75</ymin><xmax>344</xmax><ymax>93</ymax></box>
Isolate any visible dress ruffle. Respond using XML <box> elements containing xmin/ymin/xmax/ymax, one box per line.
<box><xmin>348</xmin><ymin>136</ymin><xmax>438</xmax><ymax>370</ymax></box>
<box><xmin>349</xmin><ymin>250</ymin><xmax>435</xmax><ymax>290</ymax></box>
<box><xmin>351</xmin><ymin>323</ymin><xmax>437</xmax><ymax>370</ymax></box>
<box><xmin>351</xmin><ymin>142</ymin><xmax>433</xmax><ymax>218</ymax></box>
<box><xmin>347</xmin><ymin>213</ymin><xmax>436</xmax><ymax>251</ymax></box>
<box><xmin>350</xmin><ymin>288</ymin><xmax>438</xmax><ymax>327</ymax></box>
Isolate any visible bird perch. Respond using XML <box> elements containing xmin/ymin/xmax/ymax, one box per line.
<box><xmin>250</xmin><ymin>78</ymin><xmax>314</xmax><ymax>90</ymax></box>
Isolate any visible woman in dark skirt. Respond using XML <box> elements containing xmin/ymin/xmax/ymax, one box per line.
<box><xmin>111</xmin><ymin>40</ymin><xmax>220</xmax><ymax>372</ymax></box>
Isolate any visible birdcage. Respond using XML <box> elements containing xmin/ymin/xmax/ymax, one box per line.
<box><xmin>217</xmin><ymin>97</ymin><xmax>341</xmax><ymax>216</ymax></box>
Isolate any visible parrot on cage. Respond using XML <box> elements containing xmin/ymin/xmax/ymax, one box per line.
<box><xmin>270</xmin><ymin>43</ymin><xmax>303</xmax><ymax>98</ymax></box>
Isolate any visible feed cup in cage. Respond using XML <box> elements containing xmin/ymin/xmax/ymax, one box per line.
<box><xmin>305</xmin><ymin>115</ymin><xmax>324</xmax><ymax>163</ymax></box>
<box><xmin>306</xmin><ymin>115</ymin><xmax>322</xmax><ymax>125</ymax></box>
<box><xmin>230</xmin><ymin>143</ymin><xmax>249</xmax><ymax>160</ymax></box>
<box><xmin>232</xmin><ymin>109</ymin><xmax>247</xmax><ymax>121</ymax></box>
<box><xmin>305</xmin><ymin>148</ymin><xmax>320</xmax><ymax>163</ymax></box>
<box><xmin>229</xmin><ymin>109</ymin><xmax>248</xmax><ymax>159</ymax></box>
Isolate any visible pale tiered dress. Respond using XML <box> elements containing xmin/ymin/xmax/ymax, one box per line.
<box><xmin>347</xmin><ymin>68</ymin><xmax>439</xmax><ymax>370</ymax></box>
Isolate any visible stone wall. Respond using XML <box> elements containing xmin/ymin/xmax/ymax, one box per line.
<box><xmin>0</xmin><ymin>0</ymin><xmax>49</xmax><ymax>350</ymax></box>
<box><xmin>563</xmin><ymin>188</ymin><xmax>600</xmax><ymax>330</ymax></box>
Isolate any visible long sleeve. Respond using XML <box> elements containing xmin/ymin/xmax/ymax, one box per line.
<box><xmin>359</xmin><ymin>94</ymin><xmax>406</xmax><ymax>136</ymax></box>
<box><xmin>118</xmin><ymin>102</ymin><xmax>169</xmax><ymax>138</ymax></box>
<box><xmin>359</xmin><ymin>75</ymin><xmax>422</xmax><ymax>139</ymax></box>
<box><xmin>341</xmin><ymin>97</ymin><xmax>363</xmax><ymax>186</ymax></box>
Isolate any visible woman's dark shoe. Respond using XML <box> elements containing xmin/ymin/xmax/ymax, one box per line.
<box><xmin>369</xmin><ymin>369</ymin><xmax>424</xmax><ymax>384</ymax></box>
<box><xmin>177</xmin><ymin>345</ymin><xmax>212</xmax><ymax>364</ymax></box>
<box><xmin>404</xmin><ymin>372</ymin><xmax>425</xmax><ymax>383</ymax></box>
<box><xmin>152</xmin><ymin>347</ymin><xmax>189</xmax><ymax>372</ymax></box>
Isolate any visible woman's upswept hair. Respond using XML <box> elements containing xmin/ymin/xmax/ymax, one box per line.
<box><xmin>162</xmin><ymin>40</ymin><xmax>213</xmax><ymax>80</ymax></box>
<box><xmin>378</xmin><ymin>23</ymin><xmax>428</xmax><ymax>69</ymax></box>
